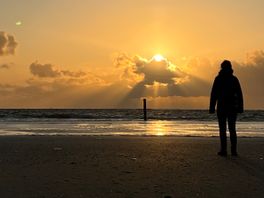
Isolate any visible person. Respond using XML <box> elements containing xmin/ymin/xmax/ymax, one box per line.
<box><xmin>209</xmin><ymin>60</ymin><xmax>243</xmax><ymax>156</ymax></box>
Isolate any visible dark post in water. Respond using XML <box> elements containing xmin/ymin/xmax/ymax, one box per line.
<box><xmin>143</xmin><ymin>98</ymin><xmax>147</xmax><ymax>121</ymax></box>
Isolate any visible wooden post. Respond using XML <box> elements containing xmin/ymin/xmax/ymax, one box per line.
<box><xmin>143</xmin><ymin>98</ymin><xmax>147</xmax><ymax>121</ymax></box>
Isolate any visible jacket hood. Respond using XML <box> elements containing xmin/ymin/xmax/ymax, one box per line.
<box><xmin>219</xmin><ymin>67</ymin><xmax>233</xmax><ymax>76</ymax></box>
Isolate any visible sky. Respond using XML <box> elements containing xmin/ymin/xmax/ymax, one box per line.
<box><xmin>1</xmin><ymin>0</ymin><xmax>264</xmax><ymax>109</ymax></box>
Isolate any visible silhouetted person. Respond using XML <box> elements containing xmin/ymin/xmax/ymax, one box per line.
<box><xmin>209</xmin><ymin>60</ymin><xmax>243</xmax><ymax>156</ymax></box>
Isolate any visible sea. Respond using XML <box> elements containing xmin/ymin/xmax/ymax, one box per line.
<box><xmin>0</xmin><ymin>109</ymin><xmax>264</xmax><ymax>137</ymax></box>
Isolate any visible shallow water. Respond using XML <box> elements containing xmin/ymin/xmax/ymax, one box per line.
<box><xmin>0</xmin><ymin>120</ymin><xmax>264</xmax><ymax>137</ymax></box>
<box><xmin>0</xmin><ymin>109</ymin><xmax>264</xmax><ymax>137</ymax></box>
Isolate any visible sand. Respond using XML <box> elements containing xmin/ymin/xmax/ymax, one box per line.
<box><xmin>0</xmin><ymin>136</ymin><xmax>263</xmax><ymax>198</ymax></box>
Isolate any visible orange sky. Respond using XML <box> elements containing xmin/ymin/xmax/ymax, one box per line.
<box><xmin>1</xmin><ymin>0</ymin><xmax>264</xmax><ymax>108</ymax></box>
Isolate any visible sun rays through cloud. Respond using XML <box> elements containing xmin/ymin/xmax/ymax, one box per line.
<box><xmin>114</xmin><ymin>53</ymin><xmax>211</xmax><ymax>105</ymax></box>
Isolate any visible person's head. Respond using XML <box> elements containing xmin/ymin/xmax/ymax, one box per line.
<box><xmin>220</xmin><ymin>60</ymin><xmax>233</xmax><ymax>75</ymax></box>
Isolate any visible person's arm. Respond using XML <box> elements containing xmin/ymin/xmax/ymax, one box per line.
<box><xmin>236</xmin><ymin>78</ymin><xmax>244</xmax><ymax>113</ymax></box>
<box><xmin>209</xmin><ymin>77</ymin><xmax>218</xmax><ymax>114</ymax></box>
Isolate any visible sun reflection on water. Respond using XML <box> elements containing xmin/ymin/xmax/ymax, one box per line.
<box><xmin>147</xmin><ymin>121</ymin><xmax>170</xmax><ymax>136</ymax></box>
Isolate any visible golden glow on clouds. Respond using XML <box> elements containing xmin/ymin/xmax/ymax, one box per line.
<box><xmin>151</xmin><ymin>54</ymin><xmax>177</xmax><ymax>72</ymax></box>
<box><xmin>145</xmin><ymin>81</ymin><xmax>168</xmax><ymax>88</ymax></box>
<box><xmin>167</xmin><ymin>62</ymin><xmax>177</xmax><ymax>72</ymax></box>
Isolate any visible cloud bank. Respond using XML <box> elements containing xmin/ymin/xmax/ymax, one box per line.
<box><xmin>1</xmin><ymin>51</ymin><xmax>264</xmax><ymax>108</ymax></box>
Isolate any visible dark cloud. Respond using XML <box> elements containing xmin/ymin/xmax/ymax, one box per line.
<box><xmin>30</xmin><ymin>62</ymin><xmax>61</xmax><ymax>78</ymax></box>
<box><xmin>0</xmin><ymin>62</ymin><xmax>14</xmax><ymax>69</ymax></box>
<box><xmin>0</xmin><ymin>32</ymin><xmax>18</xmax><ymax>56</ymax></box>
<box><xmin>0</xmin><ymin>63</ymin><xmax>10</xmax><ymax>69</ymax></box>
<box><xmin>136</xmin><ymin>57</ymin><xmax>183</xmax><ymax>85</ymax></box>
<box><xmin>30</xmin><ymin>62</ymin><xmax>87</xmax><ymax>78</ymax></box>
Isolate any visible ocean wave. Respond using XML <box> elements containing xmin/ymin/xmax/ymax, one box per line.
<box><xmin>0</xmin><ymin>109</ymin><xmax>264</xmax><ymax>122</ymax></box>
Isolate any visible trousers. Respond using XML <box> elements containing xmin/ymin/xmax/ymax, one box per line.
<box><xmin>217</xmin><ymin>111</ymin><xmax>237</xmax><ymax>152</ymax></box>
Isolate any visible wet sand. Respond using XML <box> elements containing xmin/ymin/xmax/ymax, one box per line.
<box><xmin>0</xmin><ymin>136</ymin><xmax>263</xmax><ymax>198</ymax></box>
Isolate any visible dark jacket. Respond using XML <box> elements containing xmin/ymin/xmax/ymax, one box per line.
<box><xmin>209</xmin><ymin>69</ymin><xmax>244</xmax><ymax>113</ymax></box>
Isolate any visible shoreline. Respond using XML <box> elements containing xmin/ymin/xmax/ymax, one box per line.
<box><xmin>1</xmin><ymin>119</ymin><xmax>264</xmax><ymax>137</ymax></box>
<box><xmin>1</xmin><ymin>134</ymin><xmax>264</xmax><ymax>138</ymax></box>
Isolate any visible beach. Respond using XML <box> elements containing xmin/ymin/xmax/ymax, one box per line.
<box><xmin>0</xmin><ymin>136</ymin><xmax>263</xmax><ymax>198</ymax></box>
<box><xmin>2</xmin><ymin>0</ymin><xmax>264</xmax><ymax>197</ymax></box>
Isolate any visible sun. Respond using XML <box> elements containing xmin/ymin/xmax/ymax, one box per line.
<box><xmin>153</xmin><ymin>54</ymin><xmax>164</xmax><ymax>62</ymax></box>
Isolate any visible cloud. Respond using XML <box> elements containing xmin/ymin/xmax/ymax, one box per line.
<box><xmin>0</xmin><ymin>63</ymin><xmax>11</xmax><ymax>69</ymax></box>
<box><xmin>0</xmin><ymin>62</ymin><xmax>15</xmax><ymax>69</ymax></box>
<box><xmin>0</xmin><ymin>78</ymin><xmax>125</xmax><ymax>108</ymax></box>
<box><xmin>114</xmin><ymin>53</ymin><xmax>184</xmax><ymax>85</ymax></box>
<box><xmin>1</xmin><ymin>51</ymin><xmax>264</xmax><ymax>108</ymax></box>
<box><xmin>113</xmin><ymin>53</ymin><xmax>144</xmax><ymax>85</ymax></box>
<box><xmin>30</xmin><ymin>62</ymin><xmax>87</xmax><ymax>78</ymax></box>
<box><xmin>30</xmin><ymin>62</ymin><xmax>61</xmax><ymax>78</ymax></box>
<box><xmin>0</xmin><ymin>32</ymin><xmax>18</xmax><ymax>56</ymax></box>
<box><xmin>61</xmin><ymin>70</ymin><xmax>86</xmax><ymax>78</ymax></box>
<box><xmin>0</xmin><ymin>60</ymin><xmax>130</xmax><ymax>108</ymax></box>
<box><xmin>114</xmin><ymin>53</ymin><xmax>211</xmax><ymax>99</ymax></box>
<box><xmin>233</xmin><ymin>50</ymin><xmax>264</xmax><ymax>108</ymax></box>
<box><xmin>136</xmin><ymin>56</ymin><xmax>183</xmax><ymax>85</ymax></box>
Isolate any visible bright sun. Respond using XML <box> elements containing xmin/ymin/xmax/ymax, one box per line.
<box><xmin>153</xmin><ymin>54</ymin><xmax>164</xmax><ymax>62</ymax></box>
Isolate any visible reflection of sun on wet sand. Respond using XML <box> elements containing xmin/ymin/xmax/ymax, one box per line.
<box><xmin>1</xmin><ymin>136</ymin><xmax>264</xmax><ymax>197</ymax></box>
